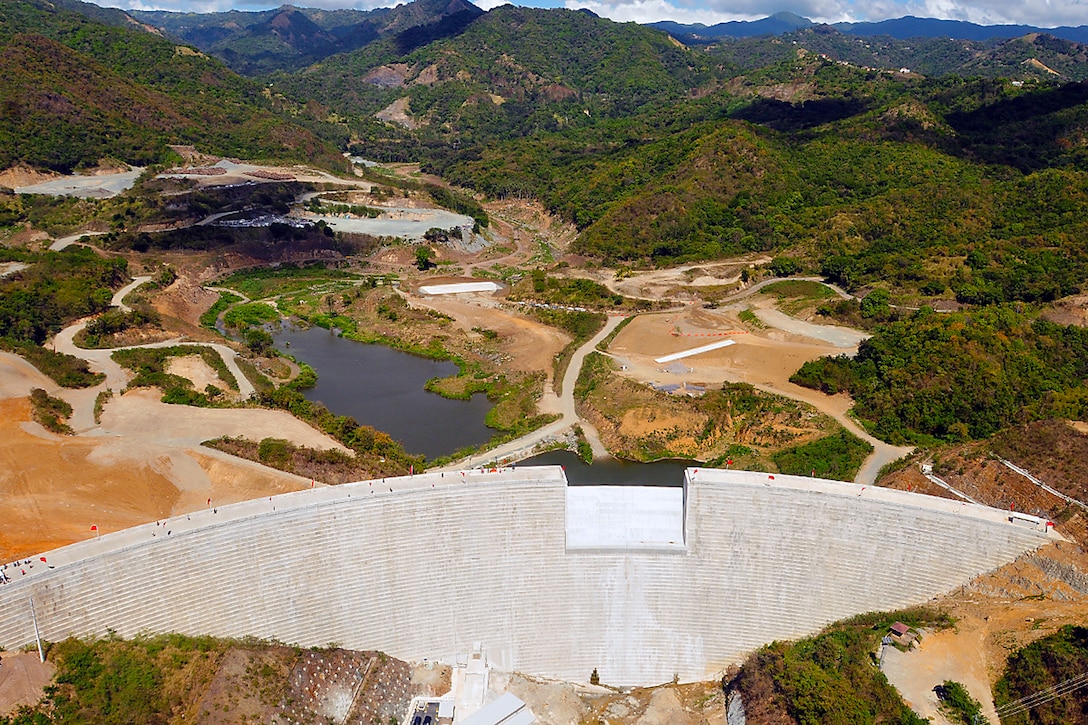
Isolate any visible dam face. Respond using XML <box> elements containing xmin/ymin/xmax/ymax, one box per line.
<box><xmin>0</xmin><ymin>467</ymin><xmax>1052</xmax><ymax>685</ymax></box>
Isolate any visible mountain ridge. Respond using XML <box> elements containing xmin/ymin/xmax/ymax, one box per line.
<box><xmin>130</xmin><ymin>0</ymin><xmax>483</xmax><ymax>74</ymax></box>
<box><xmin>654</xmin><ymin>13</ymin><xmax>1088</xmax><ymax>44</ymax></box>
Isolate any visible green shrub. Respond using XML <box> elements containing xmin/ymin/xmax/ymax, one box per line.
<box><xmin>994</xmin><ymin>625</ymin><xmax>1088</xmax><ymax>725</ymax></box>
<box><xmin>199</xmin><ymin>291</ymin><xmax>242</xmax><ymax>330</ymax></box>
<box><xmin>29</xmin><ymin>387</ymin><xmax>74</xmax><ymax>434</ymax></box>
<box><xmin>258</xmin><ymin>437</ymin><xmax>290</xmax><ymax>464</ymax></box>
<box><xmin>3</xmin><ymin>340</ymin><xmax>104</xmax><ymax>388</ymax></box>
<box><xmin>731</xmin><ymin>609</ymin><xmax>948</xmax><ymax>725</ymax></box>
<box><xmin>772</xmin><ymin>430</ymin><xmax>873</xmax><ymax>481</ymax></box>
<box><xmin>93</xmin><ymin>389</ymin><xmax>112</xmax><ymax>424</ymax></box>
<box><xmin>937</xmin><ymin>680</ymin><xmax>988</xmax><ymax>725</ymax></box>
<box><xmin>222</xmin><ymin>303</ymin><xmax>280</xmax><ymax>330</ymax></box>
<box><xmin>77</xmin><ymin>308</ymin><xmax>161</xmax><ymax>348</ymax></box>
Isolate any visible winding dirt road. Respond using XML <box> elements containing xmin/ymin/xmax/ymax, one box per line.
<box><xmin>49</xmin><ymin>277</ymin><xmax>256</xmax><ymax>431</ymax></box>
<box><xmin>433</xmin><ymin>316</ymin><xmax>623</xmax><ymax>471</ymax></box>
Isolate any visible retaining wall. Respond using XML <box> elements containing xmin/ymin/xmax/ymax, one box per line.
<box><xmin>0</xmin><ymin>467</ymin><xmax>1051</xmax><ymax>685</ymax></box>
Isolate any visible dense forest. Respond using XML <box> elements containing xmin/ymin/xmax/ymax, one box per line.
<box><xmin>433</xmin><ymin>69</ymin><xmax>1088</xmax><ymax>299</ymax></box>
<box><xmin>0</xmin><ymin>0</ymin><xmax>344</xmax><ymax>172</ymax></box>
<box><xmin>994</xmin><ymin>625</ymin><xmax>1088</xmax><ymax>724</ymax></box>
<box><xmin>0</xmin><ymin>246</ymin><xmax>126</xmax><ymax>344</ymax></box>
<box><xmin>728</xmin><ymin>608</ymin><xmax>950</xmax><ymax>724</ymax></box>
<box><xmin>791</xmin><ymin>307</ymin><xmax>1088</xmax><ymax>443</ymax></box>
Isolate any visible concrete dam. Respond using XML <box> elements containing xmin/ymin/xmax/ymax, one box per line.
<box><xmin>0</xmin><ymin>467</ymin><xmax>1054</xmax><ymax>685</ymax></box>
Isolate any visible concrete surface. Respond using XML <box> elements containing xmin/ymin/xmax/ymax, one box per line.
<box><xmin>0</xmin><ymin>467</ymin><xmax>1052</xmax><ymax>686</ymax></box>
<box><xmin>566</xmin><ymin>487</ymin><xmax>684</xmax><ymax>550</ymax></box>
<box><xmin>420</xmin><ymin>283</ymin><xmax>501</xmax><ymax>295</ymax></box>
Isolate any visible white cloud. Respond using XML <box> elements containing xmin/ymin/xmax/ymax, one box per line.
<box><xmin>908</xmin><ymin>0</ymin><xmax>1088</xmax><ymax>26</ymax></box>
<box><xmin>561</xmin><ymin>0</ymin><xmax>863</xmax><ymax>25</ymax></box>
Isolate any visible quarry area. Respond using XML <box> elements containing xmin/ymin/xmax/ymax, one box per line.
<box><xmin>2</xmin><ymin>159</ymin><xmax>1088</xmax><ymax>725</ymax></box>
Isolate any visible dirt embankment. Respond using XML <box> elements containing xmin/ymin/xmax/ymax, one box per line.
<box><xmin>874</xmin><ymin>421</ymin><xmax>1088</xmax><ymax>722</ymax></box>
<box><xmin>0</xmin><ymin>346</ymin><xmax>339</xmax><ymax>562</ymax></box>
<box><xmin>0</xmin><ymin>166</ymin><xmax>57</xmax><ymax>189</ymax></box>
<box><xmin>591</xmin><ymin>302</ymin><xmax>907</xmax><ymax>476</ymax></box>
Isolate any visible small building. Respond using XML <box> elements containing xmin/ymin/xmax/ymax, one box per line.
<box><xmin>888</xmin><ymin>622</ymin><xmax>916</xmax><ymax>647</ymax></box>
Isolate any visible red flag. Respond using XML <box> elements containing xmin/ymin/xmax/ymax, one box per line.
<box><xmin>39</xmin><ymin>556</ymin><xmax>47</xmax><ymax>562</ymax></box>
<box><xmin>90</xmin><ymin>525</ymin><xmax>97</xmax><ymax>531</ymax></box>
<box><xmin>769</xmin><ymin>475</ymin><xmax>775</xmax><ymax>480</ymax></box>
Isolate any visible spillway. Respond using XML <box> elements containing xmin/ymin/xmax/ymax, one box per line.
<box><xmin>0</xmin><ymin>467</ymin><xmax>1052</xmax><ymax>685</ymax></box>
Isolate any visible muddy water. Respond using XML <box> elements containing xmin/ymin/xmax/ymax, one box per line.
<box><xmin>273</xmin><ymin>325</ymin><xmax>493</xmax><ymax>460</ymax></box>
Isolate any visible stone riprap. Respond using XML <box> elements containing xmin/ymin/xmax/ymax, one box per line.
<box><xmin>0</xmin><ymin>467</ymin><xmax>1053</xmax><ymax>685</ymax></box>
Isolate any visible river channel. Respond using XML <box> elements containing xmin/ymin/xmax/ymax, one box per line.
<box><xmin>274</xmin><ymin>325</ymin><xmax>494</xmax><ymax>460</ymax></box>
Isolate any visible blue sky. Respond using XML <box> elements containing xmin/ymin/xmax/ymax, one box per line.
<box><xmin>100</xmin><ymin>0</ymin><xmax>1088</xmax><ymax>29</ymax></box>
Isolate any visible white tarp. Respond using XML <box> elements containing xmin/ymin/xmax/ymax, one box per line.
<box><xmin>419</xmin><ymin>282</ymin><xmax>501</xmax><ymax>295</ymax></box>
<box><xmin>654</xmin><ymin>339</ymin><xmax>735</xmax><ymax>363</ymax></box>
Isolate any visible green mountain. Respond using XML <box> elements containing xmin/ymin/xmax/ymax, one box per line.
<box><xmin>273</xmin><ymin>4</ymin><xmax>712</xmax><ymax>145</ymax></box>
<box><xmin>131</xmin><ymin>0</ymin><xmax>484</xmax><ymax>75</ymax></box>
<box><xmin>0</xmin><ymin>0</ymin><xmax>344</xmax><ymax>173</ymax></box>
<box><xmin>653</xmin><ymin>13</ymin><xmax>1088</xmax><ymax>45</ymax></box>
<box><xmin>706</xmin><ymin>26</ymin><xmax>1088</xmax><ymax>81</ymax></box>
<box><xmin>429</xmin><ymin>57</ymin><xmax>1088</xmax><ymax>301</ymax></box>
<box><xmin>6</xmin><ymin>0</ymin><xmax>1088</xmax><ymax>312</ymax></box>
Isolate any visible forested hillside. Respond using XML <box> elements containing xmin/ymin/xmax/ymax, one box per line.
<box><xmin>0</xmin><ymin>0</ymin><xmax>344</xmax><ymax>173</ymax></box>
<box><xmin>7</xmin><ymin>0</ymin><xmax>1088</xmax><ymax>309</ymax></box>
<box><xmin>429</xmin><ymin>65</ymin><xmax>1088</xmax><ymax>299</ymax></box>
<box><xmin>133</xmin><ymin>0</ymin><xmax>483</xmax><ymax>75</ymax></box>
<box><xmin>272</xmin><ymin>5</ymin><xmax>711</xmax><ymax>142</ymax></box>
<box><xmin>710</xmin><ymin>27</ymin><xmax>1088</xmax><ymax>80</ymax></box>
<box><xmin>995</xmin><ymin>626</ymin><xmax>1088</xmax><ymax>724</ymax></box>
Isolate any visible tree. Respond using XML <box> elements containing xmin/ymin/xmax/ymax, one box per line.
<box><xmin>244</xmin><ymin>328</ymin><xmax>274</xmax><ymax>356</ymax></box>
<box><xmin>860</xmin><ymin>288</ymin><xmax>890</xmax><ymax>319</ymax></box>
<box><xmin>770</xmin><ymin>256</ymin><xmax>801</xmax><ymax>276</ymax></box>
<box><xmin>415</xmin><ymin>245</ymin><xmax>434</xmax><ymax>270</ymax></box>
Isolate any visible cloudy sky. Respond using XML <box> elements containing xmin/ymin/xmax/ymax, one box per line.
<box><xmin>99</xmin><ymin>0</ymin><xmax>1088</xmax><ymax>29</ymax></box>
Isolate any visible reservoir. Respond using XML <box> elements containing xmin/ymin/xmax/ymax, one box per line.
<box><xmin>522</xmin><ymin>450</ymin><xmax>692</xmax><ymax>486</ymax></box>
<box><xmin>274</xmin><ymin>325</ymin><xmax>494</xmax><ymax>460</ymax></box>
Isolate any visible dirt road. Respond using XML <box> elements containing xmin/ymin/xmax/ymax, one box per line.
<box><xmin>0</xmin><ymin>274</ymin><xmax>346</xmax><ymax>561</ymax></box>
<box><xmin>606</xmin><ymin>305</ymin><xmax>910</xmax><ymax>483</ymax></box>
<box><xmin>433</xmin><ymin>315</ymin><xmax>623</xmax><ymax>470</ymax></box>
